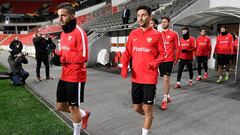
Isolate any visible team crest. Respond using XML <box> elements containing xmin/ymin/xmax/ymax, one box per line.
<box><xmin>167</xmin><ymin>36</ymin><xmax>170</xmax><ymax>39</ymax></box>
<box><xmin>133</xmin><ymin>38</ymin><xmax>138</xmax><ymax>42</ymax></box>
<box><xmin>226</xmin><ymin>37</ymin><xmax>228</xmax><ymax>40</ymax></box>
<box><xmin>147</xmin><ymin>37</ymin><xmax>152</xmax><ymax>43</ymax></box>
<box><xmin>68</xmin><ymin>36</ymin><xmax>72</xmax><ymax>41</ymax></box>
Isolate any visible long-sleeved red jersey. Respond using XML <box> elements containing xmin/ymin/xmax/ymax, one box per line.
<box><xmin>121</xmin><ymin>27</ymin><xmax>165</xmax><ymax>84</ymax></box>
<box><xmin>161</xmin><ymin>29</ymin><xmax>179</xmax><ymax>62</ymax></box>
<box><xmin>195</xmin><ymin>35</ymin><xmax>211</xmax><ymax>56</ymax></box>
<box><xmin>233</xmin><ymin>38</ymin><xmax>239</xmax><ymax>55</ymax></box>
<box><xmin>59</xmin><ymin>25</ymin><xmax>88</xmax><ymax>82</ymax></box>
<box><xmin>215</xmin><ymin>33</ymin><xmax>233</xmax><ymax>55</ymax></box>
<box><xmin>176</xmin><ymin>36</ymin><xmax>195</xmax><ymax>60</ymax></box>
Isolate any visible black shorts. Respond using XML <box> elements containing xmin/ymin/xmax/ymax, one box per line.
<box><xmin>132</xmin><ymin>82</ymin><xmax>156</xmax><ymax>105</ymax></box>
<box><xmin>159</xmin><ymin>62</ymin><xmax>174</xmax><ymax>77</ymax></box>
<box><xmin>196</xmin><ymin>56</ymin><xmax>208</xmax><ymax>63</ymax></box>
<box><xmin>56</xmin><ymin>80</ymin><xmax>85</xmax><ymax>106</ymax></box>
<box><xmin>217</xmin><ymin>54</ymin><xmax>230</xmax><ymax>66</ymax></box>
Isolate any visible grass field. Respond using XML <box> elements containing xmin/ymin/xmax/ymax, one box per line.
<box><xmin>0</xmin><ymin>65</ymin><xmax>72</xmax><ymax>135</ymax></box>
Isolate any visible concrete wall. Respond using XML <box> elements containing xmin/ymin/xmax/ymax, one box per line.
<box><xmin>87</xmin><ymin>35</ymin><xmax>111</xmax><ymax>67</ymax></box>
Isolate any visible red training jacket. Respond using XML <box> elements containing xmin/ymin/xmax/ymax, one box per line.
<box><xmin>195</xmin><ymin>35</ymin><xmax>211</xmax><ymax>57</ymax></box>
<box><xmin>233</xmin><ymin>38</ymin><xmax>239</xmax><ymax>55</ymax></box>
<box><xmin>121</xmin><ymin>27</ymin><xmax>165</xmax><ymax>84</ymax></box>
<box><xmin>161</xmin><ymin>29</ymin><xmax>179</xmax><ymax>62</ymax></box>
<box><xmin>215</xmin><ymin>33</ymin><xmax>233</xmax><ymax>55</ymax></box>
<box><xmin>176</xmin><ymin>36</ymin><xmax>195</xmax><ymax>60</ymax></box>
<box><xmin>59</xmin><ymin>25</ymin><xmax>88</xmax><ymax>83</ymax></box>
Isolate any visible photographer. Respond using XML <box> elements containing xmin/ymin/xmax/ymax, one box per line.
<box><xmin>9</xmin><ymin>36</ymin><xmax>23</xmax><ymax>56</ymax></box>
<box><xmin>8</xmin><ymin>52</ymin><xmax>29</xmax><ymax>86</ymax></box>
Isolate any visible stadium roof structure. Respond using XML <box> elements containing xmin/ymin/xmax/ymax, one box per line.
<box><xmin>175</xmin><ymin>6</ymin><xmax>240</xmax><ymax>26</ymax></box>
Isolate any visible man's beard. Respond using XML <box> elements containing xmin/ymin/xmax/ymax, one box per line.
<box><xmin>138</xmin><ymin>18</ymin><xmax>149</xmax><ymax>28</ymax></box>
<box><xmin>162</xmin><ymin>25</ymin><xmax>169</xmax><ymax>29</ymax></box>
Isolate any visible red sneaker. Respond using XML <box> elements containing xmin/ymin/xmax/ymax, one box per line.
<box><xmin>203</xmin><ymin>73</ymin><xmax>208</xmax><ymax>79</ymax></box>
<box><xmin>188</xmin><ymin>80</ymin><xmax>193</xmax><ymax>86</ymax></box>
<box><xmin>196</xmin><ymin>76</ymin><xmax>201</xmax><ymax>81</ymax></box>
<box><xmin>175</xmin><ymin>83</ymin><xmax>181</xmax><ymax>88</ymax></box>
<box><xmin>167</xmin><ymin>96</ymin><xmax>172</xmax><ymax>103</ymax></box>
<box><xmin>161</xmin><ymin>100</ymin><xmax>167</xmax><ymax>110</ymax></box>
<box><xmin>82</xmin><ymin>111</ymin><xmax>91</xmax><ymax>129</ymax></box>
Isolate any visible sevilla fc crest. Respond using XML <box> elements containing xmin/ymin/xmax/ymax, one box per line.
<box><xmin>68</xmin><ymin>36</ymin><xmax>72</xmax><ymax>41</ymax></box>
<box><xmin>147</xmin><ymin>37</ymin><xmax>152</xmax><ymax>43</ymax></box>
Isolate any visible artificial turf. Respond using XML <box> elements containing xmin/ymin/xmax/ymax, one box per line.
<box><xmin>0</xmin><ymin>65</ymin><xmax>72</xmax><ymax>135</ymax></box>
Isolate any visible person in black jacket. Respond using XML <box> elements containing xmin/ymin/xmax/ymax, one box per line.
<box><xmin>8</xmin><ymin>53</ymin><xmax>29</xmax><ymax>86</ymax></box>
<box><xmin>122</xmin><ymin>5</ymin><xmax>130</xmax><ymax>28</ymax></box>
<box><xmin>46</xmin><ymin>36</ymin><xmax>56</xmax><ymax>67</ymax></box>
<box><xmin>9</xmin><ymin>36</ymin><xmax>23</xmax><ymax>56</ymax></box>
<box><xmin>33</xmin><ymin>33</ymin><xmax>52</xmax><ymax>81</ymax></box>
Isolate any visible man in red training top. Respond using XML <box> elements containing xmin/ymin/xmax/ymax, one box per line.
<box><xmin>175</xmin><ymin>27</ymin><xmax>195</xmax><ymax>88</ymax></box>
<box><xmin>159</xmin><ymin>16</ymin><xmax>179</xmax><ymax>110</ymax></box>
<box><xmin>195</xmin><ymin>28</ymin><xmax>212</xmax><ymax>81</ymax></box>
<box><xmin>230</xmin><ymin>33</ymin><xmax>238</xmax><ymax>68</ymax></box>
<box><xmin>214</xmin><ymin>26</ymin><xmax>233</xmax><ymax>83</ymax></box>
<box><xmin>55</xmin><ymin>3</ymin><xmax>90</xmax><ymax>135</ymax></box>
<box><xmin>121</xmin><ymin>6</ymin><xmax>165</xmax><ymax>135</ymax></box>
<box><xmin>233</xmin><ymin>34</ymin><xmax>239</xmax><ymax>65</ymax></box>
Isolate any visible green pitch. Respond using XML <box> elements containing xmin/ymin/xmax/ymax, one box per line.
<box><xmin>0</xmin><ymin>65</ymin><xmax>72</xmax><ymax>135</ymax></box>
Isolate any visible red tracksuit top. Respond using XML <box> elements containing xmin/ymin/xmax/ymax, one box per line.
<box><xmin>59</xmin><ymin>25</ymin><xmax>88</xmax><ymax>83</ymax></box>
<box><xmin>196</xmin><ymin>35</ymin><xmax>211</xmax><ymax>56</ymax></box>
<box><xmin>233</xmin><ymin>38</ymin><xmax>239</xmax><ymax>55</ymax></box>
<box><xmin>177</xmin><ymin>36</ymin><xmax>195</xmax><ymax>60</ymax></box>
<box><xmin>215</xmin><ymin>33</ymin><xmax>233</xmax><ymax>55</ymax></box>
<box><xmin>161</xmin><ymin>29</ymin><xmax>179</xmax><ymax>62</ymax></box>
<box><xmin>121</xmin><ymin>27</ymin><xmax>165</xmax><ymax>84</ymax></box>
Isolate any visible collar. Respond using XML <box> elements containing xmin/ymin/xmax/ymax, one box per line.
<box><xmin>62</xmin><ymin>19</ymin><xmax>77</xmax><ymax>33</ymax></box>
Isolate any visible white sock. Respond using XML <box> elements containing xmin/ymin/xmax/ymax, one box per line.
<box><xmin>189</xmin><ymin>80</ymin><xmax>192</xmax><ymax>82</ymax></box>
<box><xmin>219</xmin><ymin>76</ymin><xmax>223</xmax><ymax>80</ymax></box>
<box><xmin>163</xmin><ymin>94</ymin><xmax>168</xmax><ymax>101</ymax></box>
<box><xmin>80</xmin><ymin>109</ymin><xmax>86</xmax><ymax>118</ymax></box>
<box><xmin>177</xmin><ymin>81</ymin><xmax>180</xmax><ymax>84</ymax></box>
<box><xmin>73</xmin><ymin>122</ymin><xmax>81</xmax><ymax>135</ymax></box>
<box><xmin>142</xmin><ymin>128</ymin><xmax>150</xmax><ymax>135</ymax></box>
<box><xmin>199</xmin><ymin>75</ymin><xmax>201</xmax><ymax>78</ymax></box>
<box><xmin>167</xmin><ymin>94</ymin><xmax>170</xmax><ymax>98</ymax></box>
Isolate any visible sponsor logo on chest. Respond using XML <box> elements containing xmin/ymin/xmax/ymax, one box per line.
<box><xmin>133</xmin><ymin>47</ymin><xmax>151</xmax><ymax>53</ymax></box>
<box><xmin>61</xmin><ymin>45</ymin><xmax>70</xmax><ymax>51</ymax></box>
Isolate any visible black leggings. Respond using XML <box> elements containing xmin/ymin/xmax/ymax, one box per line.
<box><xmin>196</xmin><ymin>56</ymin><xmax>208</xmax><ymax>75</ymax></box>
<box><xmin>36</xmin><ymin>58</ymin><xmax>49</xmax><ymax>78</ymax></box>
<box><xmin>177</xmin><ymin>59</ymin><xmax>193</xmax><ymax>82</ymax></box>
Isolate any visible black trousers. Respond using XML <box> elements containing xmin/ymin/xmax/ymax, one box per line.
<box><xmin>36</xmin><ymin>57</ymin><xmax>49</xmax><ymax>78</ymax></box>
<box><xmin>196</xmin><ymin>56</ymin><xmax>208</xmax><ymax>75</ymax></box>
<box><xmin>122</xmin><ymin>18</ymin><xmax>129</xmax><ymax>28</ymax></box>
<box><xmin>177</xmin><ymin>59</ymin><xmax>193</xmax><ymax>82</ymax></box>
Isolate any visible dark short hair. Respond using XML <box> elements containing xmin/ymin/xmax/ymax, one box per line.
<box><xmin>220</xmin><ymin>25</ymin><xmax>226</xmax><ymax>29</ymax></box>
<box><xmin>136</xmin><ymin>6</ymin><xmax>152</xmax><ymax>16</ymax></box>
<box><xmin>200</xmin><ymin>27</ymin><xmax>207</xmax><ymax>31</ymax></box>
<box><xmin>182</xmin><ymin>26</ymin><xmax>189</xmax><ymax>31</ymax></box>
<box><xmin>57</xmin><ymin>2</ymin><xmax>75</xmax><ymax>15</ymax></box>
<box><xmin>151</xmin><ymin>18</ymin><xmax>159</xmax><ymax>25</ymax></box>
<box><xmin>161</xmin><ymin>16</ymin><xmax>170</xmax><ymax>22</ymax></box>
